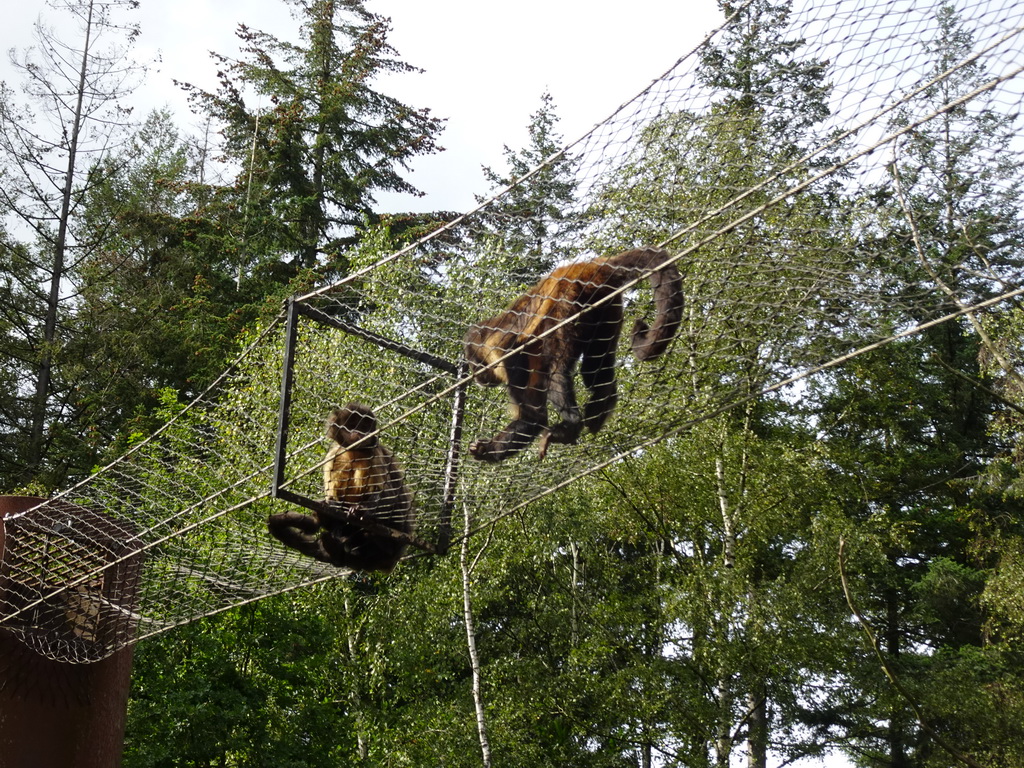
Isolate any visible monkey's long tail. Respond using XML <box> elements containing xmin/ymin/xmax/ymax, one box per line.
<box><xmin>604</xmin><ymin>248</ymin><xmax>684</xmax><ymax>361</ymax></box>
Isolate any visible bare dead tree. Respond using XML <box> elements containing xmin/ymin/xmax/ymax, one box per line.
<box><xmin>0</xmin><ymin>0</ymin><xmax>144</xmax><ymax>483</ymax></box>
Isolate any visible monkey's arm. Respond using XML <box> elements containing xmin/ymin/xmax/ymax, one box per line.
<box><xmin>469</xmin><ymin>351</ymin><xmax>549</xmax><ymax>462</ymax></box>
<box><xmin>470</xmin><ymin>407</ymin><xmax>547</xmax><ymax>461</ymax></box>
<box><xmin>322</xmin><ymin>528</ymin><xmax>407</xmax><ymax>573</ymax></box>
<box><xmin>535</xmin><ymin>367</ymin><xmax>584</xmax><ymax>460</ymax></box>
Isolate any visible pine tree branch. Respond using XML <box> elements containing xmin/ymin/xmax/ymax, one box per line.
<box><xmin>837</xmin><ymin>538</ymin><xmax>984</xmax><ymax>768</ymax></box>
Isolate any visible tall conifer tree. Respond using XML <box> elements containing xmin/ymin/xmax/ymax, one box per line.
<box><xmin>181</xmin><ymin>0</ymin><xmax>444</xmax><ymax>279</ymax></box>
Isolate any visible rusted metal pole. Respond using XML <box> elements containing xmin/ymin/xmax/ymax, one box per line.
<box><xmin>0</xmin><ymin>495</ymin><xmax>137</xmax><ymax>768</ymax></box>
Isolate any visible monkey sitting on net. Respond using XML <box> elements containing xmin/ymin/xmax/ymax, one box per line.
<box><xmin>267</xmin><ymin>403</ymin><xmax>415</xmax><ymax>572</ymax></box>
<box><xmin>463</xmin><ymin>247</ymin><xmax>683</xmax><ymax>462</ymax></box>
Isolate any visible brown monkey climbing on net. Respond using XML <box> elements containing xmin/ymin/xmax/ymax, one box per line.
<box><xmin>267</xmin><ymin>403</ymin><xmax>416</xmax><ymax>572</ymax></box>
<box><xmin>463</xmin><ymin>247</ymin><xmax>683</xmax><ymax>462</ymax></box>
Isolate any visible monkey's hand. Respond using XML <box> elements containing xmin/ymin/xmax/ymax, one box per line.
<box><xmin>321</xmin><ymin>500</ymin><xmax>365</xmax><ymax>523</ymax></box>
<box><xmin>346</xmin><ymin>503</ymin><xmax>371</xmax><ymax>522</ymax></box>
<box><xmin>469</xmin><ymin>417</ymin><xmax>546</xmax><ymax>462</ymax></box>
<box><xmin>469</xmin><ymin>439</ymin><xmax>503</xmax><ymax>462</ymax></box>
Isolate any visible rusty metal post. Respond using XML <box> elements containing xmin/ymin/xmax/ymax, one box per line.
<box><xmin>0</xmin><ymin>496</ymin><xmax>137</xmax><ymax>768</ymax></box>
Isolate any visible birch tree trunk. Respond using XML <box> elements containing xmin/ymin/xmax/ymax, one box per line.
<box><xmin>461</xmin><ymin>503</ymin><xmax>493</xmax><ymax>768</ymax></box>
<box><xmin>344</xmin><ymin>594</ymin><xmax>369</xmax><ymax>761</ymax></box>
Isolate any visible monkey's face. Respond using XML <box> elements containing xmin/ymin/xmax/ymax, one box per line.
<box><xmin>335</xmin><ymin>428</ymin><xmax>380</xmax><ymax>449</ymax></box>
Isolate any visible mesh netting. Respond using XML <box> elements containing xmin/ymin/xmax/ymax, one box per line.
<box><xmin>1</xmin><ymin>0</ymin><xmax>1022</xmax><ymax>663</ymax></box>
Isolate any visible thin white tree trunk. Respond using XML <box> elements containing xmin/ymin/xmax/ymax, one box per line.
<box><xmin>461</xmin><ymin>503</ymin><xmax>493</xmax><ymax>768</ymax></box>
<box><xmin>344</xmin><ymin>595</ymin><xmax>369</xmax><ymax>761</ymax></box>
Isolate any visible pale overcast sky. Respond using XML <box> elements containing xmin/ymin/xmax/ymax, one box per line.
<box><xmin>1</xmin><ymin>0</ymin><xmax>723</xmax><ymax>212</ymax></box>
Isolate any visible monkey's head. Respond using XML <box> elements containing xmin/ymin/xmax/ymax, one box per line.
<box><xmin>464</xmin><ymin>322</ymin><xmax>509</xmax><ymax>387</ymax></box>
<box><xmin>326</xmin><ymin>403</ymin><xmax>380</xmax><ymax>448</ymax></box>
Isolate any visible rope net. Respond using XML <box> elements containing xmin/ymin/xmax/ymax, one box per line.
<box><xmin>2</xmin><ymin>0</ymin><xmax>1022</xmax><ymax>663</ymax></box>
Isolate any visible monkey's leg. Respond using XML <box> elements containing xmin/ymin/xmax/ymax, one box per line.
<box><xmin>267</xmin><ymin>512</ymin><xmax>333</xmax><ymax>563</ymax></box>
<box><xmin>267</xmin><ymin>512</ymin><xmax>319</xmax><ymax>544</ymax></box>
<box><xmin>540</xmin><ymin>366</ymin><xmax>584</xmax><ymax>458</ymax></box>
<box><xmin>580</xmin><ymin>317</ymin><xmax>620</xmax><ymax>433</ymax></box>
<box><xmin>469</xmin><ymin>351</ymin><xmax>548</xmax><ymax>462</ymax></box>
<box><xmin>322</xmin><ymin>525</ymin><xmax>406</xmax><ymax>573</ymax></box>
<box><xmin>470</xmin><ymin>404</ymin><xmax>547</xmax><ymax>461</ymax></box>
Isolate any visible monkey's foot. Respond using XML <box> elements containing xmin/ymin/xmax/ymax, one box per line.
<box><xmin>536</xmin><ymin>423</ymin><xmax>581</xmax><ymax>459</ymax></box>
<box><xmin>537</xmin><ymin>431</ymin><xmax>552</xmax><ymax>460</ymax></box>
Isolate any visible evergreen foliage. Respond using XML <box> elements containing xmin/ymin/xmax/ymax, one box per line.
<box><xmin>0</xmin><ymin>0</ymin><xmax>1021</xmax><ymax>766</ymax></box>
